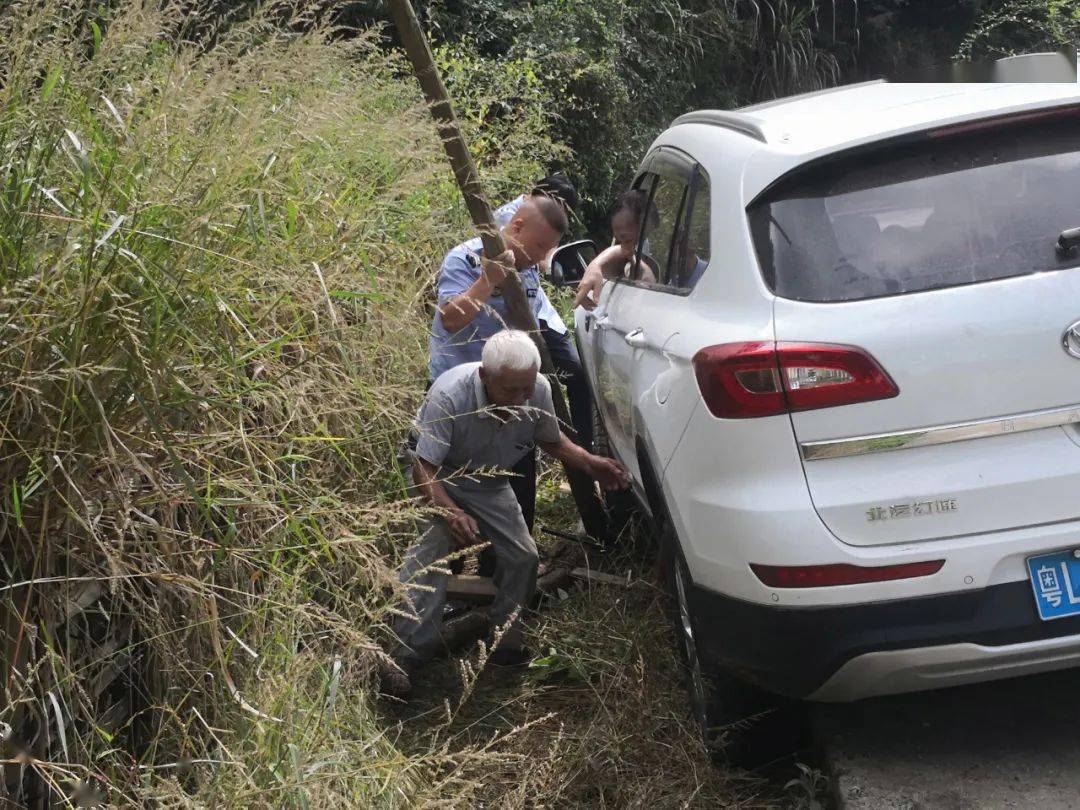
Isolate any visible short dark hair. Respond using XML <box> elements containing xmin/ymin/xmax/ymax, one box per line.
<box><xmin>611</xmin><ymin>189</ymin><xmax>659</xmax><ymax>232</ymax></box>
<box><xmin>530</xmin><ymin>193</ymin><xmax>570</xmax><ymax>236</ymax></box>
<box><xmin>532</xmin><ymin>170</ymin><xmax>579</xmax><ymax>214</ymax></box>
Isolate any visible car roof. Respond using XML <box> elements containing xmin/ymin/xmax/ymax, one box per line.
<box><xmin>673</xmin><ymin>81</ymin><xmax>1080</xmax><ymax>155</ymax></box>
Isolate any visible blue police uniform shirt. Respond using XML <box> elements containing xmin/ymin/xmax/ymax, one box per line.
<box><xmin>428</xmin><ymin>234</ymin><xmax>567</xmax><ymax>381</ymax></box>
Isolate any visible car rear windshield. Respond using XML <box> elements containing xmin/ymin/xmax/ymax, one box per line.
<box><xmin>748</xmin><ymin>110</ymin><xmax>1080</xmax><ymax>303</ymax></box>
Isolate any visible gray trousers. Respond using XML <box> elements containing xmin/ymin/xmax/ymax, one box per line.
<box><xmin>391</xmin><ymin>474</ymin><xmax>539</xmax><ymax>665</ymax></box>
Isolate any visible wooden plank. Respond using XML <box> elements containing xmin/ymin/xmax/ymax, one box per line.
<box><xmin>447</xmin><ymin>565</ymin><xmax>576</xmax><ymax>602</ymax></box>
<box><xmin>446</xmin><ymin>575</ymin><xmax>497</xmax><ymax>602</ymax></box>
<box><xmin>537</xmin><ymin>566</ymin><xmax>572</xmax><ymax>592</ymax></box>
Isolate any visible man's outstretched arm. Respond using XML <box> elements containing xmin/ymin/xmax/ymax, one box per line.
<box><xmin>537</xmin><ymin>433</ymin><xmax>630</xmax><ymax>491</ymax></box>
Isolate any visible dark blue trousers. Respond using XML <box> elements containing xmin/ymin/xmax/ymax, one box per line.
<box><xmin>508</xmin><ymin>320</ymin><xmax>593</xmax><ymax>531</ymax></box>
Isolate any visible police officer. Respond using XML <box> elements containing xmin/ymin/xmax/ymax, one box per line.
<box><xmin>428</xmin><ymin>193</ymin><xmax>572</xmax><ymax>529</ymax></box>
<box><xmin>493</xmin><ymin>172</ymin><xmax>594</xmax><ymax>457</ymax></box>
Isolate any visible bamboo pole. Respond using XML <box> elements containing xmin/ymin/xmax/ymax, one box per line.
<box><xmin>387</xmin><ymin>0</ymin><xmax>607</xmax><ymax>538</ymax></box>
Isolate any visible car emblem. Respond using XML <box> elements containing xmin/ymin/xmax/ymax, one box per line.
<box><xmin>1063</xmin><ymin>320</ymin><xmax>1080</xmax><ymax>359</ymax></box>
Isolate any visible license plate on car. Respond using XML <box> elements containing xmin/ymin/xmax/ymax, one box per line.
<box><xmin>1027</xmin><ymin>550</ymin><xmax>1080</xmax><ymax>621</ymax></box>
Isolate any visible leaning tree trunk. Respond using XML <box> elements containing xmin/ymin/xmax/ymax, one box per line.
<box><xmin>386</xmin><ymin>0</ymin><xmax>608</xmax><ymax>539</ymax></box>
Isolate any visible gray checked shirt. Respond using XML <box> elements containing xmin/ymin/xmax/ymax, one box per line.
<box><xmin>414</xmin><ymin>362</ymin><xmax>561</xmax><ymax>475</ymax></box>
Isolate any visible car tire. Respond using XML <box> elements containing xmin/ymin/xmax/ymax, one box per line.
<box><xmin>660</xmin><ymin>520</ymin><xmax>803</xmax><ymax>770</ymax></box>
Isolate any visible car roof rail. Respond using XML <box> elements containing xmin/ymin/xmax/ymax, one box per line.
<box><xmin>671</xmin><ymin>79</ymin><xmax>888</xmax><ymax>144</ymax></box>
<box><xmin>738</xmin><ymin>78</ymin><xmax>888</xmax><ymax>113</ymax></box>
<box><xmin>669</xmin><ymin>110</ymin><xmax>769</xmax><ymax>142</ymax></box>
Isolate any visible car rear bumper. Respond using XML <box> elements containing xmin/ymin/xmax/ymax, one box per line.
<box><xmin>689</xmin><ymin>576</ymin><xmax>1080</xmax><ymax>701</ymax></box>
<box><xmin>809</xmin><ymin>634</ymin><xmax>1080</xmax><ymax>701</ymax></box>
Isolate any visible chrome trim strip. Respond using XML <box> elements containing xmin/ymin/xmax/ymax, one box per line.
<box><xmin>800</xmin><ymin>403</ymin><xmax>1080</xmax><ymax>461</ymax></box>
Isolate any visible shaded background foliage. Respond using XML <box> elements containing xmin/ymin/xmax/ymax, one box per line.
<box><xmin>347</xmin><ymin>0</ymin><xmax>1072</xmax><ymax>233</ymax></box>
<box><xmin>957</xmin><ymin>0</ymin><xmax>1080</xmax><ymax>60</ymax></box>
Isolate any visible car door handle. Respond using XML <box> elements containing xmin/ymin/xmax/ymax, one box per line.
<box><xmin>623</xmin><ymin>328</ymin><xmax>649</xmax><ymax>348</ymax></box>
<box><xmin>592</xmin><ymin>314</ymin><xmax>610</xmax><ymax>330</ymax></box>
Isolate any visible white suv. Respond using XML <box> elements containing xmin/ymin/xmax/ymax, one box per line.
<box><xmin>564</xmin><ymin>81</ymin><xmax>1080</xmax><ymax>757</ymax></box>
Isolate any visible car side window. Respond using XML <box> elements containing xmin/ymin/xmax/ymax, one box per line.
<box><xmin>637</xmin><ymin>171</ymin><xmax>688</xmax><ymax>286</ymax></box>
<box><xmin>670</xmin><ymin>167</ymin><xmax>711</xmax><ymax>291</ymax></box>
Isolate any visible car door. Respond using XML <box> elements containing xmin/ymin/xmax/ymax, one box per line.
<box><xmin>587</xmin><ymin>170</ymin><xmax>656</xmax><ymax>470</ymax></box>
<box><xmin>601</xmin><ymin>149</ymin><xmax>710</xmax><ymax>487</ymax></box>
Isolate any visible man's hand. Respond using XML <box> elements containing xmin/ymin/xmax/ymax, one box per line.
<box><xmin>573</xmin><ymin>264</ymin><xmax>604</xmax><ymax>310</ymax></box>
<box><xmin>446</xmin><ymin>507</ymin><xmax>481</xmax><ymax>549</ymax></box>
<box><xmin>481</xmin><ymin>249</ymin><xmax>515</xmax><ymax>288</ymax></box>
<box><xmin>538</xmin><ymin>434</ymin><xmax>631</xmax><ymax>491</ymax></box>
<box><xmin>587</xmin><ymin>455</ymin><xmax>631</xmax><ymax>491</ymax></box>
<box><xmin>412</xmin><ymin>458</ymin><xmax>481</xmax><ymax>548</ymax></box>
<box><xmin>440</xmin><ymin>248</ymin><xmax>516</xmax><ymax>333</ymax></box>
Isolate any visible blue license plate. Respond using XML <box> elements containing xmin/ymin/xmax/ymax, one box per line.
<box><xmin>1028</xmin><ymin>549</ymin><xmax>1080</xmax><ymax>621</ymax></box>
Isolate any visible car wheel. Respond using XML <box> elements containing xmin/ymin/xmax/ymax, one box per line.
<box><xmin>670</xmin><ymin>546</ymin><xmax>715</xmax><ymax>739</ymax></box>
<box><xmin>660</xmin><ymin>520</ymin><xmax>802</xmax><ymax>770</ymax></box>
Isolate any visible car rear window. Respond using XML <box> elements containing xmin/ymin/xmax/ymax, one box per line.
<box><xmin>748</xmin><ymin>111</ymin><xmax>1080</xmax><ymax>302</ymax></box>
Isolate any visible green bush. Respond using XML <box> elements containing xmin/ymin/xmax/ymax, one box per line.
<box><xmin>958</xmin><ymin>0</ymin><xmax>1080</xmax><ymax>60</ymax></box>
<box><xmin>395</xmin><ymin>0</ymin><xmax>839</xmax><ymax>229</ymax></box>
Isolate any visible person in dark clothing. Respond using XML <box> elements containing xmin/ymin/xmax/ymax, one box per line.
<box><xmin>491</xmin><ymin>174</ymin><xmax>592</xmax><ymax>527</ymax></box>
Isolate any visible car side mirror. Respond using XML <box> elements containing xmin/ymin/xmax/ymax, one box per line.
<box><xmin>549</xmin><ymin>240</ymin><xmax>597</xmax><ymax>287</ymax></box>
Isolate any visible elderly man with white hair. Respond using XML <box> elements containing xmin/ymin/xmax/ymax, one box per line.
<box><xmin>386</xmin><ymin>330</ymin><xmax>628</xmax><ymax>696</ymax></box>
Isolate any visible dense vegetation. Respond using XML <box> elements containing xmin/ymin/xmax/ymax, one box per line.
<box><xmin>355</xmin><ymin>0</ymin><xmax>1069</xmax><ymax>230</ymax></box>
<box><xmin>0</xmin><ymin>2</ymin><xmax>531</xmax><ymax>803</ymax></box>
<box><xmin>1</xmin><ymin>0</ymin><xmax>1068</xmax><ymax>805</ymax></box>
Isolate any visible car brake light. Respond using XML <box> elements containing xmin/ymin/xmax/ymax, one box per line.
<box><xmin>926</xmin><ymin>105</ymin><xmax>1080</xmax><ymax>138</ymax></box>
<box><xmin>692</xmin><ymin>341</ymin><xmax>898</xmax><ymax>418</ymax></box>
<box><xmin>750</xmin><ymin>560</ymin><xmax>944</xmax><ymax>588</ymax></box>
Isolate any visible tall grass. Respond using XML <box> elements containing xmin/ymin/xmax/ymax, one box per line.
<box><xmin>0</xmin><ymin>1</ymin><xmax>559</xmax><ymax>804</ymax></box>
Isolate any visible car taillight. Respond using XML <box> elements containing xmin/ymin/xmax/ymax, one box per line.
<box><xmin>691</xmin><ymin>341</ymin><xmax>898</xmax><ymax>419</ymax></box>
<box><xmin>750</xmin><ymin>560</ymin><xmax>944</xmax><ymax>588</ymax></box>
<box><xmin>926</xmin><ymin>104</ymin><xmax>1080</xmax><ymax>138</ymax></box>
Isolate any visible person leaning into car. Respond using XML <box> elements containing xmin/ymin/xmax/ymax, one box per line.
<box><xmin>573</xmin><ymin>189</ymin><xmax>660</xmax><ymax>309</ymax></box>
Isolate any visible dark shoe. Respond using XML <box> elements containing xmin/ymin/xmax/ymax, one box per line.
<box><xmin>489</xmin><ymin>645</ymin><xmax>533</xmax><ymax>668</ymax></box>
<box><xmin>377</xmin><ymin>655</ymin><xmax>414</xmax><ymax>698</ymax></box>
<box><xmin>443</xmin><ymin>610</ymin><xmax>491</xmax><ymax>653</ymax></box>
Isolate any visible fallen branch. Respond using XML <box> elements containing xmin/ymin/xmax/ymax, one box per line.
<box><xmin>446</xmin><ymin>575</ymin><xmax>497</xmax><ymax>602</ymax></box>
<box><xmin>446</xmin><ymin>564</ymin><xmax>630</xmax><ymax>604</ymax></box>
<box><xmin>569</xmin><ymin>568</ymin><xmax>634</xmax><ymax>587</ymax></box>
